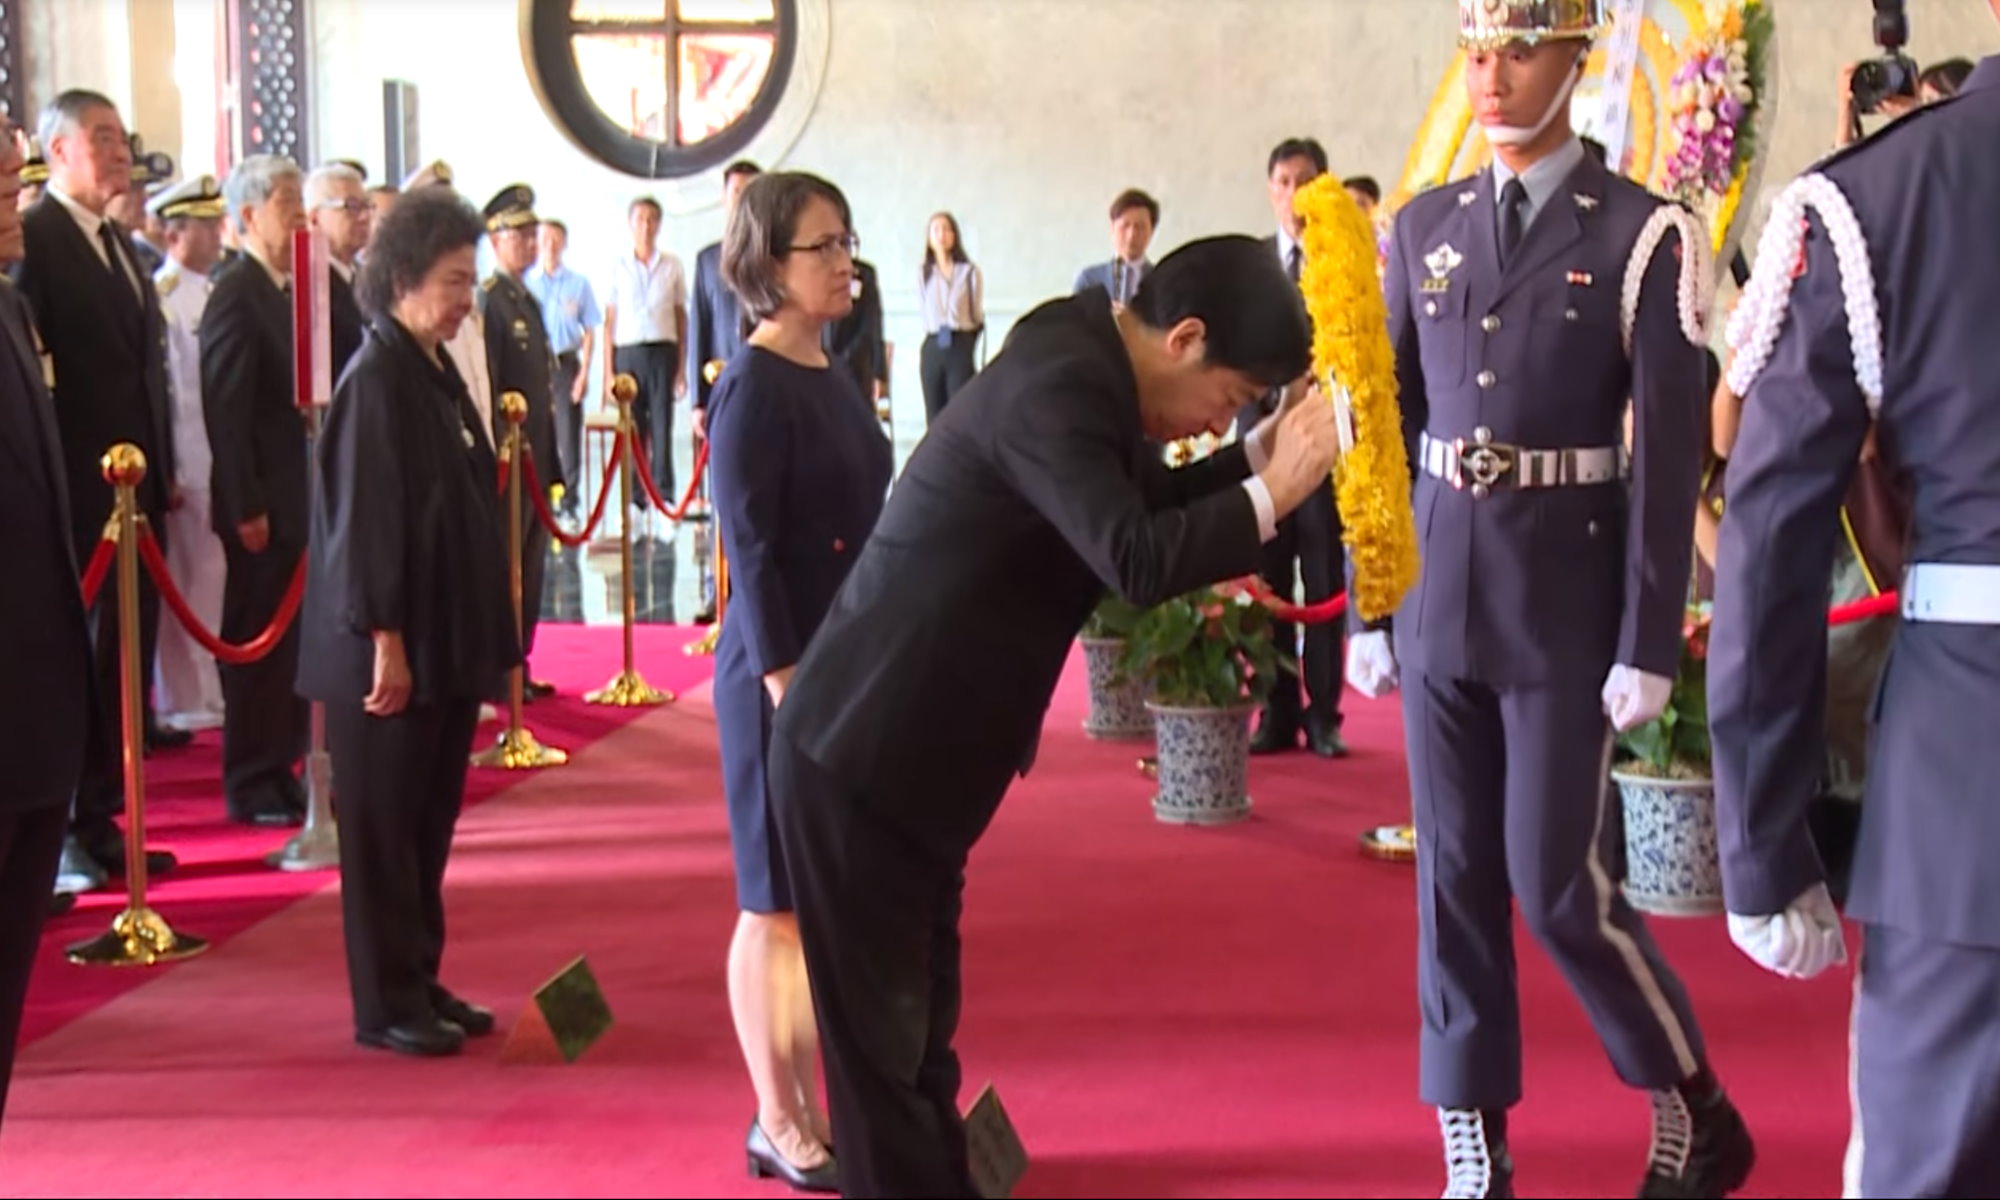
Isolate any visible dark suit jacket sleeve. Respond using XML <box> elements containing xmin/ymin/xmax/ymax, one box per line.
<box><xmin>1709</xmin><ymin>219</ymin><xmax>1868</xmax><ymax>918</ymax></box>
<box><xmin>993</xmin><ymin>367</ymin><xmax>1264</xmax><ymax>608</ymax></box>
<box><xmin>709</xmin><ymin>371</ymin><xmax>801</xmax><ymax>675</ymax></box>
<box><xmin>1141</xmin><ymin>442</ymin><xmax>1253</xmax><ymax>508</ymax></box>
<box><xmin>200</xmin><ymin>274</ymin><xmax>270</xmax><ymax>531</ymax></box>
<box><xmin>477</xmin><ymin>284</ymin><xmax>508</xmax><ymax>449</ymax></box>
<box><xmin>321</xmin><ymin>366</ymin><xmax>410</xmax><ymax>634</ymax></box>
<box><xmin>690</xmin><ymin>258</ymin><xmax>715</xmax><ymax>409</ymax></box>
<box><xmin>1618</xmin><ymin>218</ymin><xmax>1705</xmax><ymax>677</ymax></box>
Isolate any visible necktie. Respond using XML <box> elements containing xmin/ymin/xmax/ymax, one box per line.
<box><xmin>1498</xmin><ymin>179</ymin><xmax>1527</xmax><ymax>268</ymax></box>
<box><xmin>1286</xmin><ymin>244</ymin><xmax>1302</xmax><ymax>286</ymax></box>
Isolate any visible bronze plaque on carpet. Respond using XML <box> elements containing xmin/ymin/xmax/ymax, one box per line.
<box><xmin>964</xmin><ymin>1082</ymin><xmax>1028</xmax><ymax>1198</ymax></box>
<box><xmin>500</xmin><ymin>955</ymin><xmax>613</xmax><ymax>1065</ymax></box>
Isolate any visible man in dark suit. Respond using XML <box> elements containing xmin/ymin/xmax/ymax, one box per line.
<box><xmin>0</xmin><ymin>117</ymin><xmax>96</xmax><ymax>1124</ymax></box>
<box><xmin>824</xmin><ymin>257</ymin><xmax>887</xmax><ymax>415</ymax></box>
<box><xmin>1240</xmin><ymin>137</ymin><xmax>1347</xmax><ymax>758</ymax></box>
<box><xmin>768</xmin><ymin>236</ymin><xmax>1339</xmax><ymax>1197</ymax></box>
<box><xmin>304</xmin><ymin>161</ymin><xmax>372</xmax><ymax>380</ymax></box>
<box><xmin>11</xmin><ymin>89</ymin><xmax>178</xmax><ymax>888</ymax></box>
<box><xmin>201</xmin><ymin>154</ymin><xmax>310</xmax><ymax>826</ymax></box>
<box><xmin>1343</xmin><ymin>6</ymin><xmax>1752</xmax><ymax>1195</ymax></box>
<box><xmin>1071</xmin><ymin>188</ymin><xmax>1157</xmax><ymax>307</ymax></box>
<box><xmin>1710</xmin><ymin>42</ymin><xmax>2000</xmax><ymax>1199</ymax></box>
<box><xmin>480</xmin><ymin>184</ymin><xmax>560</xmax><ymax>697</ymax></box>
<box><xmin>687</xmin><ymin>159</ymin><xmax>761</xmax><ymax>622</ymax></box>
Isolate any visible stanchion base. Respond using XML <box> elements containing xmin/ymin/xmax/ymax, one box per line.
<box><xmin>66</xmin><ymin>906</ymin><xmax>210</xmax><ymax>967</ymax></box>
<box><xmin>265</xmin><ymin>822</ymin><xmax>340</xmax><ymax>872</ymax></box>
<box><xmin>683</xmin><ymin>627</ymin><xmax>719</xmax><ymax>657</ymax></box>
<box><xmin>583</xmin><ymin>670</ymin><xmax>673</xmax><ymax>707</ymax></box>
<box><xmin>471</xmin><ymin>727</ymin><xmax>571</xmax><ymax>770</ymax></box>
<box><xmin>1360</xmin><ymin>823</ymin><xmax>1417</xmax><ymax>863</ymax></box>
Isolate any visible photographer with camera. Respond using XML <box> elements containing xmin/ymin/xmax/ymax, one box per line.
<box><xmin>1835</xmin><ymin>0</ymin><xmax>1976</xmax><ymax>147</ymax></box>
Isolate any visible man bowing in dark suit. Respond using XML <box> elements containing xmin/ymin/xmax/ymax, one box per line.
<box><xmin>202</xmin><ymin>154</ymin><xmax>311</xmax><ymax>826</ymax></box>
<box><xmin>767</xmin><ymin>235</ymin><xmax>1339</xmax><ymax>1197</ymax></box>
<box><xmin>0</xmin><ymin>116</ymin><xmax>97</xmax><ymax>1124</ymax></box>
<box><xmin>11</xmin><ymin>89</ymin><xmax>178</xmax><ymax>888</ymax></box>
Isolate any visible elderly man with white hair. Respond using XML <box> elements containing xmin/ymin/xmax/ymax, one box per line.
<box><xmin>304</xmin><ymin>160</ymin><xmax>372</xmax><ymax>379</ymax></box>
<box><xmin>200</xmin><ymin>152</ymin><xmax>310</xmax><ymax>827</ymax></box>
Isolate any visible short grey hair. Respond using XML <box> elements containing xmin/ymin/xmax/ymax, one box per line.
<box><xmin>304</xmin><ymin>162</ymin><xmax>364</xmax><ymax>207</ymax></box>
<box><xmin>37</xmin><ymin>89</ymin><xmax>119</xmax><ymax>149</ymax></box>
<box><xmin>722</xmin><ymin>171</ymin><xmax>852</xmax><ymax>323</ymax></box>
<box><xmin>223</xmin><ymin>154</ymin><xmax>303</xmax><ymax>233</ymax></box>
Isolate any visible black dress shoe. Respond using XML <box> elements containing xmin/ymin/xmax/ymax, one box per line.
<box><xmin>1637</xmin><ymin>1073</ymin><xmax>1755</xmax><ymax>1198</ymax></box>
<box><xmin>356</xmin><ymin>1018</ymin><xmax>465</xmax><ymax>1058</ymax></box>
<box><xmin>1249</xmin><ymin>720</ymin><xmax>1297</xmax><ymax>755</ymax></box>
<box><xmin>524</xmin><ymin>679</ymin><xmax>556</xmax><ymax>701</ymax></box>
<box><xmin>434</xmin><ymin>993</ymin><xmax>495</xmax><ymax>1037</ymax></box>
<box><xmin>49</xmin><ymin>890</ymin><xmax>77</xmax><ymax>917</ymax></box>
<box><xmin>1306</xmin><ymin>724</ymin><xmax>1350</xmax><ymax>759</ymax></box>
<box><xmin>144</xmin><ymin>725</ymin><xmax>193</xmax><ymax>752</ymax></box>
<box><xmin>746</xmin><ymin>1119</ymin><xmax>838</xmax><ymax>1193</ymax></box>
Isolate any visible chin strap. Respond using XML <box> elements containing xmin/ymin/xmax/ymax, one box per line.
<box><xmin>1724</xmin><ymin>173</ymin><xmax>1884</xmax><ymax>415</ymax></box>
<box><xmin>1620</xmin><ymin>204</ymin><xmax>1714</xmax><ymax>356</ymax></box>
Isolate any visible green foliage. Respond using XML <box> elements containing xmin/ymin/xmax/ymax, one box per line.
<box><xmin>1616</xmin><ymin>602</ymin><xmax>1713</xmax><ymax>778</ymax></box>
<box><xmin>1119</xmin><ymin>582</ymin><xmax>1285</xmax><ymax>710</ymax></box>
<box><xmin>1080</xmin><ymin>593</ymin><xmax>1147</xmax><ymax>640</ymax></box>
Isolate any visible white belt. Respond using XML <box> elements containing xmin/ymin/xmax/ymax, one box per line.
<box><xmin>1900</xmin><ymin>563</ymin><xmax>2000</xmax><ymax>624</ymax></box>
<box><xmin>1418</xmin><ymin>431</ymin><xmax>1627</xmax><ymax>498</ymax></box>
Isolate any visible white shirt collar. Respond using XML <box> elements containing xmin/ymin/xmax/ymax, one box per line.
<box><xmin>47</xmin><ymin>183</ymin><xmax>107</xmax><ymax>240</ymax></box>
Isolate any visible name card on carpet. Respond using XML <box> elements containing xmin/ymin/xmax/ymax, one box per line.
<box><xmin>964</xmin><ymin>1082</ymin><xmax>1028</xmax><ymax>1198</ymax></box>
<box><xmin>500</xmin><ymin>955</ymin><xmax>613</xmax><ymax>1065</ymax></box>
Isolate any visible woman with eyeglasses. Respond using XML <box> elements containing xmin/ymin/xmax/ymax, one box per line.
<box><xmin>707</xmin><ymin>171</ymin><xmax>892</xmax><ymax>1192</ymax></box>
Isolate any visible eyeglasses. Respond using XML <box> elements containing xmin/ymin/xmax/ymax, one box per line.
<box><xmin>788</xmin><ymin>233</ymin><xmax>859</xmax><ymax>261</ymax></box>
<box><xmin>316</xmin><ymin>198</ymin><xmax>372</xmax><ymax>215</ymax></box>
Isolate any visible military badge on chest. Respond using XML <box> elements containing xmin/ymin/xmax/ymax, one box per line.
<box><xmin>1422</xmin><ymin>243</ymin><xmax>1463</xmax><ymax>295</ymax></box>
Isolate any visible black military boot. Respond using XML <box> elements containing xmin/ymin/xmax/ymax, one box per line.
<box><xmin>1637</xmin><ymin>1068</ymin><xmax>1756</xmax><ymax>1198</ymax></box>
<box><xmin>1438</xmin><ymin>1106</ymin><xmax>1515</xmax><ymax>1199</ymax></box>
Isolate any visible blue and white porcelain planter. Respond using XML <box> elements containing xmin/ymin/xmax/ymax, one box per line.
<box><xmin>1612</xmin><ymin>769</ymin><xmax>1724</xmax><ymax>917</ymax></box>
<box><xmin>1146</xmin><ymin>701</ymin><xmax>1253</xmax><ymax>825</ymax></box>
<box><xmin>1080</xmin><ymin>637</ymin><xmax>1153</xmax><ymax>741</ymax></box>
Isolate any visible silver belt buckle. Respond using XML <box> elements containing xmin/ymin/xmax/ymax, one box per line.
<box><xmin>1453</xmin><ymin>429</ymin><xmax>1514</xmax><ymax>498</ymax></box>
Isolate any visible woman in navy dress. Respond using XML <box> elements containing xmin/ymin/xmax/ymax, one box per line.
<box><xmin>708</xmin><ymin>171</ymin><xmax>892</xmax><ymax>1192</ymax></box>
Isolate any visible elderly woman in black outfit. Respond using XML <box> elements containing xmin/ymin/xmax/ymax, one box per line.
<box><xmin>297</xmin><ymin>187</ymin><xmax>516</xmax><ymax>1059</ymax></box>
<box><xmin>709</xmin><ymin>172</ymin><xmax>893</xmax><ymax>1190</ymax></box>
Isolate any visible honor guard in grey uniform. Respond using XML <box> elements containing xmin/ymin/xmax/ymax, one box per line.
<box><xmin>1344</xmin><ymin>3</ymin><xmax>1753</xmax><ymax>1195</ymax></box>
<box><xmin>1710</xmin><ymin>44</ymin><xmax>2000</xmax><ymax>1200</ymax></box>
<box><xmin>480</xmin><ymin>184</ymin><xmax>559</xmax><ymax>697</ymax></box>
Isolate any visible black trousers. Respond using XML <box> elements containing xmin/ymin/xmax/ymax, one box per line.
<box><xmin>1854</xmin><ymin>922</ymin><xmax>2000</xmax><ymax>1197</ymax></box>
<box><xmin>520</xmin><ymin>519</ymin><xmax>549</xmax><ymax>664</ymax></box>
<box><xmin>327</xmin><ymin>697</ymin><xmax>480</xmax><ymax>1032</ymax></box>
<box><xmin>1256</xmin><ymin>485</ymin><xmax>1344</xmax><ymax>735</ymax></box>
<box><xmin>551</xmin><ymin>351</ymin><xmax>584</xmax><ymax>496</ymax></box>
<box><xmin>219</xmin><ymin>537</ymin><xmax>307</xmax><ymax>808</ymax></box>
<box><xmin>74</xmin><ymin>511</ymin><xmax>164</xmax><ymax>840</ymax></box>
<box><xmin>0</xmin><ymin>802</ymin><xmax>66</xmax><ymax>1125</ymax></box>
<box><xmin>918</xmin><ymin>333</ymin><xmax>977</xmax><ymax>426</ymax></box>
<box><xmin>770</xmin><ymin>731</ymin><xmax>977</xmax><ymax>1199</ymax></box>
<box><xmin>614</xmin><ymin>341</ymin><xmax>679</xmax><ymax>498</ymax></box>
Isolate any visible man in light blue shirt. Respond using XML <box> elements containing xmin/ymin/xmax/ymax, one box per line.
<box><xmin>525</xmin><ymin>218</ymin><xmax>601</xmax><ymax>515</ymax></box>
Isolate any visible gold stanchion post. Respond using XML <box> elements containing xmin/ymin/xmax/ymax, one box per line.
<box><xmin>472</xmin><ymin>392</ymin><xmax>570</xmax><ymax>768</ymax></box>
<box><xmin>68</xmin><ymin>445</ymin><xmax>209</xmax><ymax>967</ymax></box>
<box><xmin>585</xmin><ymin>374</ymin><xmax>671</xmax><ymax>706</ymax></box>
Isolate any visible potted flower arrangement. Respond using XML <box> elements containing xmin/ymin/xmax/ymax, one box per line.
<box><xmin>1078</xmin><ymin>593</ymin><xmax>1153</xmax><ymax>741</ymax></box>
<box><xmin>1120</xmin><ymin>581</ymin><xmax>1282</xmax><ymax>825</ymax></box>
<box><xmin>1664</xmin><ymin>0</ymin><xmax>1776</xmax><ymax>261</ymax></box>
<box><xmin>1609</xmin><ymin>601</ymin><xmax>1722</xmax><ymax>916</ymax></box>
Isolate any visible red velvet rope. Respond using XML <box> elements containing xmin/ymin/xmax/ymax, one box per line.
<box><xmin>629</xmin><ymin>437</ymin><xmax>710</xmax><ymax>522</ymax></box>
<box><xmin>521</xmin><ymin>439</ymin><xmax>621</xmax><ymax>548</ymax></box>
<box><xmin>1246</xmin><ymin>585</ymin><xmax>1897</xmax><ymax>628</ymax></box>
<box><xmin>138</xmin><ymin>526</ymin><xmax>305</xmax><ymax>664</ymax></box>
<box><xmin>78</xmin><ymin>535</ymin><xmax>116</xmax><ymax>609</ymax></box>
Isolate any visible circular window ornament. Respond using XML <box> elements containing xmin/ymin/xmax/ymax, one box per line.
<box><xmin>521</xmin><ymin>0</ymin><xmax>828</xmax><ymax>198</ymax></box>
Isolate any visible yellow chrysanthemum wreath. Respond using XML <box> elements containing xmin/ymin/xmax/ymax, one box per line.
<box><xmin>1294</xmin><ymin>174</ymin><xmax>1420</xmax><ymax>624</ymax></box>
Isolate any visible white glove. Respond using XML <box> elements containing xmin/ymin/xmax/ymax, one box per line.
<box><xmin>1345</xmin><ymin>630</ymin><xmax>1399</xmax><ymax>698</ymax></box>
<box><xmin>1727</xmin><ymin>883</ymin><xmax>1849</xmax><ymax>980</ymax></box>
<box><xmin>1600</xmin><ymin>663</ymin><xmax>1672</xmax><ymax>732</ymax></box>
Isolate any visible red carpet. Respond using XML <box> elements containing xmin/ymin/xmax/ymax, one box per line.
<box><xmin>4</xmin><ymin>638</ymin><xmax>1854</xmax><ymax>1197</ymax></box>
<box><xmin>22</xmin><ymin>623</ymin><xmax>718</xmax><ymax>1045</ymax></box>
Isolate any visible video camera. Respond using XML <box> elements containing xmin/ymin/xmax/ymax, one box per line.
<box><xmin>1849</xmin><ymin>0</ymin><xmax>1920</xmax><ymax>115</ymax></box>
